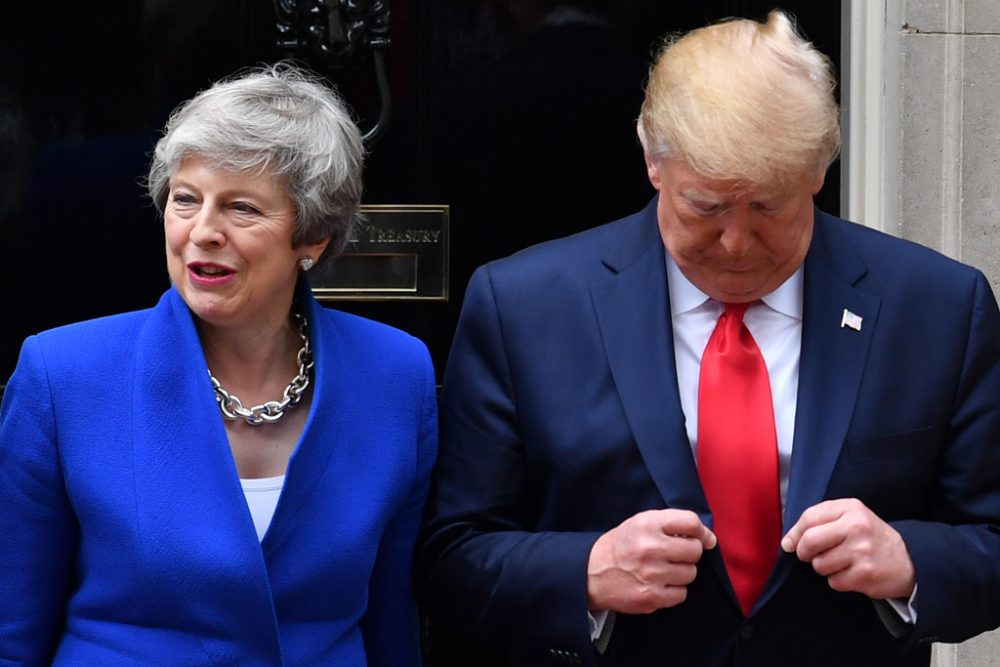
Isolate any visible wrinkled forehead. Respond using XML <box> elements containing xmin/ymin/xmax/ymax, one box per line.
<box><xmin>677</xmin><ymin>182</ymin><xmax>786</xmax><ymax>202</ymax></box>
<box><xmin>670</xmin><ymin>163</ymin><xmax>814</xmax><ymax>202</ymax></box>
<box><xmin>669</xmin><ymin>171</ymin><xmax>766</xmax><ymax>198</ymax></box>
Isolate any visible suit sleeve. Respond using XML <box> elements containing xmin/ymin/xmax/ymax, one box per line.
<box><xmin>362</xmin><ymin>343</ymin><xmax>438</xmax><ymax>667</ymax></box>
<box><xmin>0</xmin><ymin>337</ymin><xmax>78</xmax><ymax>665</ymax></box>
<box><xmin>893</xmin><ymin>271</ymin><xmax>1000</xmax><ymax>646</ymax></box>
<box><xmin>418</xmin><ymin>265</ymin><xmax>601</xmax><ymax>664</ymax></box>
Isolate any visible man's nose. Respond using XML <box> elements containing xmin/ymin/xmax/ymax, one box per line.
<box><xmin>718</xmin><ymin>213</ymin><xmax>755</xmax><ymax>257</ymax></box>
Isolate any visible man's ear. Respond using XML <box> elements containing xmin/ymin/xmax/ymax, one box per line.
<box><xmin>811</xmin><ymin>172</ymin><xmax>826</xmax><ymax>195</ymax></box>
<box><xmin>645</xmin><ymin>153</ymin><xmax>662</xmax><ymax>191</ymax></box>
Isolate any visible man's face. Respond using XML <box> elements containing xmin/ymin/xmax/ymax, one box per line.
<box><xmin>648</xmin><ymin>157</ymin><xmax>822</xmax><ymax>303</ymax></box>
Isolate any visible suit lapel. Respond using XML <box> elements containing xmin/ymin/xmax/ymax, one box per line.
<box><xmin>130</xmin><ymin>288</ymin><xmax>282</xmax><ymax>657</ymax></box>
<box><xmin>590</xmin><ymin>200</ymin><xmax>711</xmax><ymax>522</ymax></box>
<box><xmin>756</xmin><ymin>211</ymin><xmax>881</xmax><ymax>610</ymax></box>
<box><xmin>783</xmin><ymin>213</ymin><xmax>880</xmax><ymax>530</ymax></box>
<box><xmin>260</xmin><ymin>284</ymin><xmax>343</xmax><ymax>557</ymax></box>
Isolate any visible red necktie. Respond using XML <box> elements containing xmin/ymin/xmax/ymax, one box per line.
<box><xmin>697</xmin><ymin>302</ymin><xmax>781</xmax><ymax>616</ymax></box>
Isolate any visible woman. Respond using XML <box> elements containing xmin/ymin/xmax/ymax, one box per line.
<box><xmin>0</xmin><ymin>65</ymin><xmax>436</xmax><ymax>666</ymax></box>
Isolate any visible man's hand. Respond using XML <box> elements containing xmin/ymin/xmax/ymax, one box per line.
<box><xmin>781</xmin><ymin>498</ymin><xmax>916</xmax><ymax>600</ymax></box>
<box><xmin>587</xmin><ymin>509</ymin><xmax>716</xmax><ymax>614</ymax></box>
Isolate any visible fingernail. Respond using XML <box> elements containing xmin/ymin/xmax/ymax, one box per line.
<box><xmin>780</xmin><ymin>536</ymin><xmax>793</xmax><ymax>552</ymax></box>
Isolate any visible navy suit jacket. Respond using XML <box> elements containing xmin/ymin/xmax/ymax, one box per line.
<box><xmin>0</xmin><ymin>284</ymin><xmax>437</xmax><ymax>666</ymax></box>
<box><xmin>419</xmin><ymin>200</ymin><xmax>1000</xmax><ymax>666</ymax></box>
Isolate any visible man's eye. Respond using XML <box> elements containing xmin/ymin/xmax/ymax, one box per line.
<box><xmin>692</xmin><ymin>202</ymin><xmax>720</xmax><ymax>213</ymax></box>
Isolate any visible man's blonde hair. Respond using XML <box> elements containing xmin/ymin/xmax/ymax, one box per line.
<box><xmin>638</xmin><ymin>10</ymin><xmax>840</xmax><ymax>187</ymax></box>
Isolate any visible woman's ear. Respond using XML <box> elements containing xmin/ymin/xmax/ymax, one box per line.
<box><xmin>298</xmin><ymin>237</ymin><xmax>331</xmax><ymax>269</ymax></box>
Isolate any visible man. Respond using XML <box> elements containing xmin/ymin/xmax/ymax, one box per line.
<box><xmin>419</xmin><ymin>11</ymin><xmax>1000</xmax><ymax>667</ymax></box>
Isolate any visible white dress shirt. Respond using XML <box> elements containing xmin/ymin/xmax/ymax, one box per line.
<box><xmin>666</xmin><ymin>253</ymin><xmax>802</xmax><ymax>508</ymax></box>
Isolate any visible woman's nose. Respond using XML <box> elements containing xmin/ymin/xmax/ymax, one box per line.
<box><xmin>189</xmin><ymin>209</ymin><xmax>225</xmax><ymax>247</ymax></box>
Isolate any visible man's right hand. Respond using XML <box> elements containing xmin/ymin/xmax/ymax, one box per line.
<box><xmin>587</xmin><ymin>509</ymin><xmax>716</xmax><ymax>614</ymax></box>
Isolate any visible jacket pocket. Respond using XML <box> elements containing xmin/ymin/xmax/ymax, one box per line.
<box><xmin>845</xmin><ymin>425</ymin><xmax>935</xmax><ymax>465</ymax></box>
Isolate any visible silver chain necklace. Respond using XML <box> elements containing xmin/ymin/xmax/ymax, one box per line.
<box><xmin>208</xmin><ymin>310</ymin><xmax>314</xmax><ymax>426</ymax></box>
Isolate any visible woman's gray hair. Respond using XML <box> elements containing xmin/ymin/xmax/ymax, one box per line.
<box><xmin>148</xmin><ymin>63</ymin><xmax>364</xmax><ymax>260</ymax></box>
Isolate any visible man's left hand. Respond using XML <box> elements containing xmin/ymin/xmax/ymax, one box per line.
<box><xmin>781</xmin><ymin>498</ymin><xmax>916</xmax><ymax>600</ymax></box>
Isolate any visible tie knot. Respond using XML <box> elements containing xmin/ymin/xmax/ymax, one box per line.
<box><xmin>723</xmin><ymin>302</ymin><xmax>751</xmax><ymax>322</ymax></box>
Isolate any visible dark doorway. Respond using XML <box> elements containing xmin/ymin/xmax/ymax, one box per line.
<box><xmin>0</xmin><ymin>1</ymin><xmax>841</xmax><ymax>385</ymax></box>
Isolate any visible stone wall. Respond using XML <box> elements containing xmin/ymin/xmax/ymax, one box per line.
<box><xmin>896</xmin><ymin>0</ymin><xmax>1000</xmax><ymax>295</ymax></box>
<box><xmin>852</xmin><ymin>1</ymin><xmax>1000</xmax><ymax>664</ymax></box>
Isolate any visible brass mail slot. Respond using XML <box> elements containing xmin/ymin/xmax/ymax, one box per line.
<box><xmin>311</xmin><ymin>205</ymin><xmax>449</xmax><ymax>301</ymax></box>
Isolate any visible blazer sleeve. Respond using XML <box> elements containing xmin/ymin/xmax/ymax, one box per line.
<box><xmin>893</xmin><ymin>271</ymin><xmax>1000</xmax><ymax>646</ymax></box>
<box><xmin>419</xmin><ymin>265</ymin><xmax>602</xmax><ymax>664</ymax></box>
<box><xmin>361</xmin><ymin>343</ymin><xmax>439</xmax><ymax>667</ymax></box>
<box><xmin>0</xmin><ymin>337</ymin><xmax>78</xmax><ymax>666</ymax></box>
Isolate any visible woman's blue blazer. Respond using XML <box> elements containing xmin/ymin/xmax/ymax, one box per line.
<box><xmin>0</xmin><ymin>284</ymin><xmax>437</xmax><ymax>666</ymax></box>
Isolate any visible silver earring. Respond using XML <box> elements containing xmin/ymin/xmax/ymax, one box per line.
<box><xmin>299</xmin><ymin>256</ymin><xmax>315</xmax><ymax>272</ymax></box>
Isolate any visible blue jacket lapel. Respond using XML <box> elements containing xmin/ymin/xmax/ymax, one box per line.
<box><xmin>590</xmin><ymin>199</ymin><xmax>711</xmax><ymax>522</ymax></box>
<box><xmin>756</xmin><ymin>211</ymin><xmax>881</xmax><ymax>612</ymax></box>
<box><xmin>130</xmin><ymin>288</ymin><xmax>282</xmax><ymax>659</ymax></box>
<box><xmin>260</xmin><ymin>283</ymin><xmax>343</xmax><ymax>557</ymax></box>
<box><xmin>784</xmin><ymin>211</ymin><xmax>881</xmax><ymax>530</ymax></box>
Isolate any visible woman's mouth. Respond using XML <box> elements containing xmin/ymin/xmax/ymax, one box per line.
<box><xmin>194</xmin><ymin>265</ymin><xmax>229</xmax><ymax>276</ymax></box>
<box><xmin>188</xmin><ymin>262</ymin><xmax>235</xmax><ymax>283</ymax></box>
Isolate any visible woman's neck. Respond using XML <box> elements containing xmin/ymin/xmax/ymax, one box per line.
<box><xmin>199</xmin><ymin>313</ymin><xmax>302</xmax><ymax>404</ymax></box>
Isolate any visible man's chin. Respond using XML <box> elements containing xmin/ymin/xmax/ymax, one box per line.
<box><xmin>702</xmin><ymin>278</ymin><xmax>767</xmax><ymax>303</ymax></box>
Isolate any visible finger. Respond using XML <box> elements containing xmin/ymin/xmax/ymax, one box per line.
<box><xmin>655</xmin><ymin>509</ymin><xmax>717</xmax><ymax>550</ymax></box>
<box><xmin>780</xmin><ymin>528</ymin><xmax>800</xmax><ymax>553</ymax></box>
<box><xmin>629</xmin><ymin>532</ymin><xmax>710</xmax><ymax>567</ymax></box>
<box><xmin>699</xmin><ymin>524</ymin><xmax>718</xmax><ymax>550</ymax></box>
<box><xmin>792</xmin><ymin>520</ymin><xmax>849</xmax><ymax>563</ymax></box>
<box><xmin>639</xmin><ymin>561</ymin><xmax>699</xmax><ymax>587</ymax></box>
<box><xmin>659</xmin><ymin>584</ymin><xmax>689</xmax><ymax>608</ymax></box>
<box><xmin>664</xmin><ymin>563</ymin><xmax>699</xmax><ymax>586</ymax></box>
<box><xmin>781</xmin><ymin>499</ymin><xmax>850</xmax><ymax>552</ymax></box>
<box><xmin>659</xmin><ymin>536</ymin><xmax>711</xmax><ymax>566</ymax></box>
<box><xmin>634</xmin><ymin>584</ymin><xmax>691</xmax><ymax>614</ymax></box>
<box><xmin>807</xmin><ymin>544</ymin><xmax>854</xmax><ymax>578</ymax></box>
<box><xmin>825</xmin><ymin>564</ymin><xmax>878</xmax><ymax>594</ymax></box>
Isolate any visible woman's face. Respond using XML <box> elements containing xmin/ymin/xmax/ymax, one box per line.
<box><xmin>164</xmin><ymin>156</ymin><xmax>328</xmax><ymax>332</ymax></box>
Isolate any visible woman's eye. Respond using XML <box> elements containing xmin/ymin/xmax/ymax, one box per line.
<box><xmin>231</xmin><ymin>202</ymin><xmax>260</xmax><ymax>214</ymax></box>
<box><xmin>171</xmin><ymin>193</ymin><xmax>196</xmax><ymax>205</ymax></box>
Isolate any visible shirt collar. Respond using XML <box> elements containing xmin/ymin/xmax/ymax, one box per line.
<box><xmin>666</xmin><ymin>252</ymin><xmax>803</xmax><ymax>319</ymax></box>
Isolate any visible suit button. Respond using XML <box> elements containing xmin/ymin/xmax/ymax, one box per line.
<box><xmin>740</xmin><ymin>623</ymin><xmax>754</xmax><ymax>640</ymax></box>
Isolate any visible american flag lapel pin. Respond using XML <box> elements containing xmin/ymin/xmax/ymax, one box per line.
<box><xmin>841</xmin><ymin>308</ymin><xmax>863</xmax><ymax>331</ymax></box>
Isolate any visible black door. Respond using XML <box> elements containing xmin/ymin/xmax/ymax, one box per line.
<box><xmin>0</xmin><ymin>0</ymin><xmax>840</xmax><ymax>384</ymax></box>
